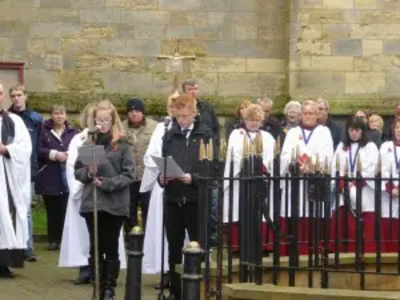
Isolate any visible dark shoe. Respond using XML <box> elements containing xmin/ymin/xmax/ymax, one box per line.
<box><xmin>102</xmin><ymin>260</ymin><xmax>120</xmax><ymax>300</ymax></box>
<box><xmin>0</xmin><ymin>266</ymin><xmax>14</xmax><ymax>278</ymax></box>
<box><xmin>24</xmin><ymin>251</ymin><xmax>37</xmax><ymax>262</ymax></box>
<box><xmin>154</xmin><ymin>272</ymin><xmax>170</xmax><ymax>289</ymax></box>
<box><xmin>74</xmin><ymin>266</ymin><xmax>92</xmax><ymax>285</ymax></box>
<box><xmin>48</xmin><ymin>243</ymin><xmax>59</xmax><ymax>251</ymax></box>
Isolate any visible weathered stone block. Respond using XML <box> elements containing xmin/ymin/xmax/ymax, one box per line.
<box><xmin>184</xmin><ymin>12</ymin><xmax>208</xmax><ymax>26</ymax></box>
<box><xmin>161</xmin><ymin>39</ymin><xmax>206</xmax><ymax>57</ymax></box>
<box><xmin>289</xmin><ymin>71</ymin><xmax>345</xmax><ymax>96</ymax></box>
<box><xmin>206</xmin><ymin>40</ymin><xmax>236</xmax><ymax>57</ymax></box>
<box><xmin>308</xmin><ymin>10</ymin><xmax>343</xmax><ymax>24</ymax></box>
<box><xmin>299</xmin><ymin>0</ymin><xmax>322</xmax><ymax>9</ymax></box>
<box><xmin>135</xmin><ymin>24</ymin><xmax>166</xmax><ymax>39</ymax></box>
<box><xmin>355</xmin><ymin>0</ymin><xmax>378</xmax><ymax>9</ymax></box>
<box><xmin>31</xmin><ymin>22</ymin><xmax>81</xmax><ymax>37</ymax></box>
<box><xmin>322</xmin><ymin>24</ymin><xmax>351</xmax><ymax>39</ymax></box>
<box><xmin>40</xmin><ymin>0</ymin><xmax>72</xmax><ymax>9</ymax></box>
<box><xmin>383</xmin><ymin>40</ymin><xmax>400</xmax><ymax>55</ymax></box>
<box><xmin>28</xmin><ymin>56</ymin><xmax>46</xmax><ymax>69</ymax></box>
<box><xmin>81</xmin><ymin>26</ymin><xmax>117</xmax><ymax>39</ymax></box>
<box><xmin>332</xmin><ymin>39</ymin><xmax>362</xmax><ymax>56</ymax></box>
<box><xmin>311</xmin><ymin>56</ymin><xmax>353</xmax><ymax>71</ymax></box>
<box><xmin>193</xmin><ymin>25</ymin><xmax>219</xmax><ymax>40</ymax></box>
<box><xmin>289</xmin><ymin>56</ymin><xmax>312</xmax><ymax>71</ymax></box>
<box><xmin>386</xmin><ymin>72</ymin><xmax>400</xmax><ymax>95</ymax></box>
<box><xmin>0</xmin><ymin>22</ymin><xmax>30</xmax><ymax>37</ymax></box>
<box><xmin>208</xmin><ymin>12</ymin><xmax>226</xmax><ymax>25</ymax></box>
<box><xmin>104</xmin><ymin>0</ymin><xmax>131</xmax><ymax>9</ymax></box>
<box><xmin>6</xmin><ymin>37</ymin><xmax>28</xmax><ymax>54</ymax></box>
<box><xmin>235</xmin><ymin>25</ymin><xmax>257</xmax><ymax>40</ymax></box>
<box><xmin>203</xmin><ymin>0</ymin><xmax>230</xmax><ymax>12</ymax></box>
<box><xmin>322</xmin><ymin>0</ymin><xmax>353</xmax><ymax>9</ymax></box>
<box><xmin>351</xmin><ymin>24</ymin><xmax>400</xmax><ymax>39</ymax></box>
<box><xmin>259</xmin><ymin>73</ymin><xmax>286</xmax><ymax>95</ymax></box>
<box><xmin>62</xmin><ymin>37</ymin><xmax>99</xmax><ymax>55</ymax></box>
<box><xmin>44</xmin><ymin>54</ymin><xmax>63</xmax><ymax>70</ymax></box>
<box><xmin>258</xmin><ymin>26</ymin><xmax>284</xmax><ymax>40</ymax></box>
<box><xmin>99</xmin><ymin>39</ymin><xmax>126</xmax><ymax>56</ymax></box>
<box><xmin>0</xmin><ymin>37</ymin><xmax>7</xmax><ymax>54</ymax></box>
<box><xmin>25</xmin><ymin>69</ymin><xmax>56</xmax><ymax>92</ymax></box>
<box><xmin>55</xmin><ymin>70</ymin><xmax>104</xmax><ymax>91</ymax></box>
<box><xmin>236</xmin><ymin>40</ymin><xmax>286</xmax><ymax>59</ymax></box>
<box><xmin>190</xmin><ymin>58</ymin><xmax>246</xmax><ymax>73</ymax></box>
<box><xmin>80</xmin><ymin>9</ymin><xmax>120</xmax><ymax>23</ymax></box>
<box><xmin>38</xmin><ymin>9</ymin><xmax>79</xmax><ymax>22</ymax></box>
<box><xmin>344</xmin><ymin>10</ymin><xmax>361</xmax><ymax>24</ymax></box>
<box><xmin>354</xmin><ymin>56</ymin><xmax>394</xmax><ymax>72</ymax></box>
<box><xmin>126</xmin><ymin>39</ymin><xmax>160</xmax><ymax>56</ymax></box>
<box><xmin>218</xmin><ymin>73</ymin><xmax>261</xmax><ymax>96</ymax></box>
<box><xmin>166</xmin><ymin>25</ymin><xmax>194</xmax><ymax>39</ymax></box>
<box><xmin>246</xmin><ymin>59</ymin><xmax>285</xmax><ymax>73</ymax></box>
<box><xmin>345</xmin><ymin>72</ymin><xmax>385</xmax><ymax>94</ymax></box>
<box><xmin>361</xmin><ymin>11</ymin><xmax>400</xmax><ymax>24</ymax></box>
<box><xmin>116</xmin><ymin>24</ymin><xmax>135</xmax><ymax>38</ymax></box>
<box><xmin>121</xmin><ymin>11</ymin><xmax>170</xmax><ymax>24</ymax></box>
<box><xmin>28</xmin><ymin>38</ymin><xmax>45</xmax><ymax>56</ymax></box>
<box><xmin>104</xmin><ymin>71</ymin><xmax>152</xmax><ymax>93</ymax></box>
<box><xmin>363</xmin><ymin>40</ymin><xmax>383</xmax><ymax>56</ymax></box>
<box><xmin>300</xmin><ymin>24</ymin><xmax>322</xmax><ymax>40</ymax></box>
<box><xmin>159</xmin><ymin>0</ymin><xmax>203</xmax><ymax>11</ymax></box>
<box><xmin>131</xmin><ymin>0</ymin><xmax>158</xmax><ymax>10</ymax></box>
<box><xmin>297</xmin><ymin>41</ymin><xmax>331</xmax><ymax>56</ymax></box>
<box><xmin>71</xmin><ymin>0</ymin><xmax>104</xmax><ymax>9</ymax></box>
<box><xmin>0</xmin><ymin>6</ymin><xmax>38</xmax><ymax>22</ymax></box>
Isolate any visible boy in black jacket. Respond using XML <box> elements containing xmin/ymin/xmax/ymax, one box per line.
<box><xmin>159</xmin><ymin>94</ymin><xmax>217</xmax><ymax>300</ymax></box>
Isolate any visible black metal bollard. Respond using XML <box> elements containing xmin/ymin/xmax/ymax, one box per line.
<box><xmin>181</xmin><ymin>241</ymin><xmax>204</xmax><ymax>300</ymax></box>
<box><xmin>125</xmin><ymin>226</ymin><xmax>144</xmax><ymax>300</ymax></box>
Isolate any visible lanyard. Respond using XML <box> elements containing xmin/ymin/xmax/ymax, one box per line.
<box><xmin>394</xmin><ymin>142</ymin><xmax>400</xmax><ymax>170</ymax></box>
<box><xmin>349</xmin><ymin>144</ymin><xmax>360</xmax><ymax>173</ymax></box>
<box><xmin>301</xmin><ymin>127</ymin><xmax>315</xmax><ymax>145</ymax></box>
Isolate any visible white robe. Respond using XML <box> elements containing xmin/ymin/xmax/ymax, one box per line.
<box><xmin>141</xmin><ymin>122</ymin><xmax>170</xmax><ymax>274</ymax></box>
<box><xmin>280</xmin><ymin>125</ymin><xmax>334</xmax><ymax>217</ymax></box>
<box><xmin>0</xmin><ymin>113</ymin><xmax>32</xmax><ymax>250</ymax></box>
<box><xmin>223</xmin><ymin>129</ymin><xmax>275</xmax><ymax>223</ymax></box>
<box><xmin>331</xmin><ymin>141</ymin><xmax>378</xmax><ymax>213</ymax></box>
<box><xmin>58</xmin><ymin>129</ymin><xmax>126</xmax><ymax>268</ymax></box>
<box><xmin>379</xmin><ymin>141</ymin><xmax>399</xmax><ymax>218</ymax></box>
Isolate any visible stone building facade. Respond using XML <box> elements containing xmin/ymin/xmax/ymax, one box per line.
<box><xmin>0</xmin><ymin>0</ymin><xmax>398</xmax><ymax>115</ymax></box>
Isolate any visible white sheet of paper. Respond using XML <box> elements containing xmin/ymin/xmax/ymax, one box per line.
<box><xmin>151</xmin><ymin>155</ymin><xmax>185</xmax><ymax>178</ymax></box>
<box><xmin>77</xmin><ymin>145</ymin><xmax>109</xmax><ymax>167</ymax></box>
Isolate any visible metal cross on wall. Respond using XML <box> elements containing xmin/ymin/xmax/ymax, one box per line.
<box><xmin>157</xmin><ymin>39</ymin><xmax>196</xmax><ymax>93</ymax></box>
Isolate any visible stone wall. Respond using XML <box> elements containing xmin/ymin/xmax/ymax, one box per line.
<box><xmin>289</xmin><ymin>0</ymin><xmax>400</xmax><ymax>114</ymax></box>
<box><xmin>0</xmin><ymin>0</ymin><xmax>288</xmax><ymax>115</ymax></box>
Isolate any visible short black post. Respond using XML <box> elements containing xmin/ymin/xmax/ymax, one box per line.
<box><xmin>181</xmin><ymin>241</ymin><xmax>204</xmax><ymax>300</ymax></box>
<box><xmin>125</xmin><ymin>226</ymin><xmax>145</xmax><ymax>300</ymax></box>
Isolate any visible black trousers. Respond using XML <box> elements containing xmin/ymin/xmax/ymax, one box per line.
<box><xmin>83</xmin><ymin>211</ymin><xmax>124</xmax><ymax>261</ymax></box>
<box><xmin>43</xmin><ymin>194</ymin><xmax>68</xmax><ymax>244</ymax></box>
<box><xmin>126</xmin><ymin>181</ymin><xmax>150</xmax><ymax>231</ymax></box>
<box><xmin>164</xmin><ymin>202</ymin><xmax>198</xmax><ymax>266</ymax></box>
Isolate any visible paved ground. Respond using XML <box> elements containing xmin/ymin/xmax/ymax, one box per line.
<box><xmin>2</xmin><ymin>243</ymin><xmax>161</xmax><ymax>300</ymax></box>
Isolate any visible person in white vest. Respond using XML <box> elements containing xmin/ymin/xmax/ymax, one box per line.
<box><xmin>58</xmin><ymin>103</ymin><xmax>126</xmax><ymax>285</ymax></box>
<box><xmin>330</xmin><ymin>116</ymin><xmax>380</xmax><ymax>253</ymax></box>
<box><xmin>379</xmin><ymin>118</ymin><xmax>400</xmax><ymax>252</ymax></box>
<box><xmin>223</xmin><ymin>104</ymin><xmax>275</xmax><ymax>251</ymax></box>
<box><xmin>280</xmin><ymin>100</ymin><xmax>333</xmax><ymax>255</ymax></box>
<box><xmin>0</xmin><ymin>81</ymin><xmax>32</xmax><ymax>278</ymax></box>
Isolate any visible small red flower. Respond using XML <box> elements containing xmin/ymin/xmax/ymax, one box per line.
<box><xmin>342</xmin><ymin>146</ymin><xmax>349</xmax><ymax>152</ymax></box>
<box><xmin>111</xmin><ymin>141</ymin><xmax>118</xmax><ymax>152</ymax></box>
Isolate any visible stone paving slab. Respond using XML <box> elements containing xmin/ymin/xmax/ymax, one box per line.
<box><xmin>1</xmin><ymin>244</ymin><xmax>160</xmax><ymax>300</ymax></box>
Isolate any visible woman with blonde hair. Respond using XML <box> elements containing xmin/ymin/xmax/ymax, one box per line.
<box><xmin>225</xmin><ymin>99</ymin><xmax>252</xmax><ymax>140</ymax></box>
<box><xmin>59</xmin><ymin>102</ymin><xmax>127</xmax><ymax>286</ymax></box>
<box><xmin>74</xmin><ymin>100</ymin><xmax>134</xmax><ymax>300</ymax></box>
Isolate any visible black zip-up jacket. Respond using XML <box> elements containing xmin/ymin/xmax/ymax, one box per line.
<box><xmin>161</xmin><ymin>120</ymin><xmax>217</xmax><ymax>204</ymax></box>
<box><xmin>197</xmin><ymin>99</ymin><xmax>220</xmax><ymax>149</ymax></box>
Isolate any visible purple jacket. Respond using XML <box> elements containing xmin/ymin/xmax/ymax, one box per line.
<box><xmin>35</xmin><ymin>119</ymin><xmax>78</xmax><ymax>196</ymax></box>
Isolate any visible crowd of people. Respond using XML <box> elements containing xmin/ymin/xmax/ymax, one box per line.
<box><xmin>0</xmin><ymin>77</ymin><xmax>399</xmax><ymax>300</ymax></box>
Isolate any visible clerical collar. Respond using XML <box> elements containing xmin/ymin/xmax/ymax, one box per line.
<box><xmin>300</xmin><ymin>123</ymin><xmax>318</xmax><ymax>131</ymax></box>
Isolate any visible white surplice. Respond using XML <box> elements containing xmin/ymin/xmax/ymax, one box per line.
<box><xmin>379</xmin><ymin>141</ymin><xmax>399</xmax><ymax>218</ymax></box>
<box><xmin>280</xmin><ymin>125</ymin><xmax>334</xmax><ymax>217</ymax></box>
<box><xmin>58</xmin><ymin>129</ymin><xmax>126</xmax><ymax>268</ymax></box>
<box><xmin>223</xmin><ymin>129</ymin><xmax>275</xmax><ymax>223</ymax></box>
<box><xmin>0</xmin><ymin>113</ymin><xmax>32</xmax><ymax>250</ymax></box>
<box><xmin>331</xmin><ymin>141</ymin><xmax>378</xmax><ymax>213</ymax></box>
<box><xmin>141</xmin><ymin>122</ymin><xmax>170</xmax><ymax>274</ymax></box>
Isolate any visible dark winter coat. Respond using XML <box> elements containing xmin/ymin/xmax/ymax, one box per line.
<box><xmin>197</xmin><ymin>99</ymin><xmax>220</xmax><ymax>149</ymax></box>
<box><xmin>35</xmin><ymin>119</ymin><xmax>78</xmax><ymax>196</ymax></box>
<box><xmin>161</xmin><ymin>119</ymin><xmax>218</xmax><ymax>204</ymax></box>
<box><xmin>8</xmin><ymin>107</ymin><xmax>43</xmax><ymax>181</ymax></box>
<box><xmin>74</xmin><ymin>135</ymin><xmax>135</xmax><ymax>217</ymax></box>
